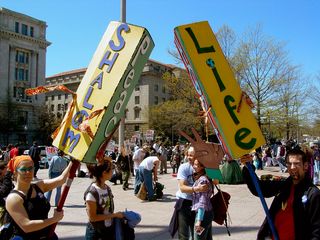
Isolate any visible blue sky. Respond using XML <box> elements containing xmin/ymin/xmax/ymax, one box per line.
<box><xmin>1</xmin><ymin>0</ymin><xmax>319</xmax><ymax>79</ymax></box>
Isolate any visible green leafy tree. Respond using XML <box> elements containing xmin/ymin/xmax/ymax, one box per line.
<box><xmin>37</xmin><ymin>106</ymin><xmax>60</xmax><ymax>145</ymax></box>
<box><xmin>149</xmin><ymin>71</ymin><xmax>205</xmax><ymax>144</ymax></box>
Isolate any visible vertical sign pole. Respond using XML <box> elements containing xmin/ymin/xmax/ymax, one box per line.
<box><xmin>118</xmin><ymin>0</ymin><xmax>126</xmax><ymax>147</ymax></box>
<box><xmin>49</xmin><ymin>160</ymin><xmax>80</xmax><ymax>236</ymax></box>
<box><xmin>246</xmin><ymin>163</ymin><xmax>279</xmax><ymax>240</ymax></box>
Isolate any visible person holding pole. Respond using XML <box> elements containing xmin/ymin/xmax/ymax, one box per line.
<box><xmin>5</xmin><ymin>155</ymin><xmax>73</xmax><ymax>239</ymax></box>
<box><xmin>243</xmin><ymin>148</ymin><xmax>320</xmax><ymax>240</ymax></box>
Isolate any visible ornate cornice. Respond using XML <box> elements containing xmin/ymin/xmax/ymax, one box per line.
<box><xmin>0</xmin><ymin>28</ymin><xmax>51</xmax><ymax>48</ymax></box>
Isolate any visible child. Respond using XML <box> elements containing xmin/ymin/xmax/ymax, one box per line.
<box><xmin>191</xmin><ymin>159</ymin><xmax>213</xmax><ymax>240</ymax></box>
<box><xmin>84</xmin><ymin>159</ymin><xmax>124</xmax><ymax>239</ymax></box>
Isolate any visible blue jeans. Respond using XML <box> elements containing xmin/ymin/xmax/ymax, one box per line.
<box><xmin>139</xmin><ymin>166</ymin><xmax>154</xmax><ymax>199</ymax></box>
<box><xmin>85</xmin><ymin>222</ymin><xmax>114</xmax><ymax>240</ymax></box>
<box><xmin>178</xmin><ymin>199</ymin><xmax>196</xmax><ymax>240</ymax></box>
<box><xmin>134</xmin><ymin>168</ymin><xmax>141</xmax><ymax>194</ymax></box>
<box><xmin>193</xmin><ymin>210</ymin><xmax>213</xmax><ymax>240</ymax></box>
<box><xmin>45</xmin><ymin>171</ymin><xmax>62</xmax><ymax>206</ymax></box>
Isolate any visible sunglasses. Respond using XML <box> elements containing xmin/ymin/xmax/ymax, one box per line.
<box><xmin>17</xmin><ymin>166</ymin><xmax>34</xmax><ymax>173</ymax></box>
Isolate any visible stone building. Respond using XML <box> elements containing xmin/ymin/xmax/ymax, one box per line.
<box><xmin>45</xmin><ymin>59</ymin><xmax>177</xmax><ymax>143</ymax></box>
<box><xmin>0</xmin><ymin>7</ymin><xmax>50</xmax><ymax>145</ymax></box>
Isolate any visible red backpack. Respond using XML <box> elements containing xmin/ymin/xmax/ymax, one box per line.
<box><xmin>279</xmin><ymin>146</ymin><xmax>285</xmax><ymax>157</ymax></box>
<box><xmin>210</xmin><ymin>185</ymin><xmax>231</xmax><ymax>236</ymax></box>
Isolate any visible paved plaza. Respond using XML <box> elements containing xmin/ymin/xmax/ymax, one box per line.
<box><xmin>36</xmin><ymin>164</ymin><xmax>288</xmax><ymax>240</ymax></box>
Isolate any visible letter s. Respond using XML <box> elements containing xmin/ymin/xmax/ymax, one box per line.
<box><xmin>109</xmin><ymin>23</ymin><xmax>130</xmax><ymax>51</ymax></box>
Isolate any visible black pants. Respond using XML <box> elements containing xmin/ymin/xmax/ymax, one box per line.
<box><xmin>33</xmin><ymin>160</ymin><xmax>40</xmax><ymax>177</ymax></box>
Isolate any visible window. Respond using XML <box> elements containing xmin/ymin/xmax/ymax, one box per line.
<box><xmin>45</xmin><ymin>96</ymin><xmax>48</xmax><ymax>101</ymax></box>
<box><xmin>135</xmin><ymin>96</ymin><xmax>140</xmax><ymax>104</ymax></box>
<box><xmin>17</xmin><ymin>111</ymin><xmax>28</xmax><ymax>125</ymax></box>
<box><xmin>51</xmin><ymin>105</ymin><xmax>54</xmax><ymax>111</ymax></box>
<box><xmin>134</xmin><ymin>108</ymin><xmax>140</xmax><ymax>119</ymax></box>
<box><xmin>154</xmin><ymin>96</ymin><xmax>159</xmax><ymax>105</ymax></box>
<box><xmin>15</xmin><ymin>22</ymin><xmax>19</xmax><ymax>33</ymax></box>
<box><xmin>135</xmin><ymin>85</ymin><xmax>140</xmax><ymax>91</ymax></box>
<box><xmin>154</xmin><ymin>84</ymin><xmax>159</xmax><ymax>92</ymax></box>
<box><xmin>15</xmin><ymin>69</ymin><xmax>29</xmax><ymax>81</ymax></box>
<box><xmin>154</xmin><ymin>65</ymin><xmax>160</xmax><ymax>72</ymax></box>
<box><xmin>16</xmin><ymin>51</ymin><xmax>29</xmax><ymax>64</ymax></box>
<box><xmin>134</xmin><ymin>125</ymin><xmax>140</xmax><ymax>131</ymax></box>
<box><xmin>65</xmin><ymin>94</ymin><xmax>68</xmax><ymax>99</ymax></box>
<box><xmin>30</xmin><ymin>27</ymin><xmax>34</xmax><ymax>37</ymax></box>
<box><xmin>14</xmin><ymin>87</ymin><xmax>25</xmax><ymax>99</ymax></box>
<box><xmin>162</xmin><ymin>86</ymin><xmax>166</xmax><ymax>93</ymax></box>
<box><xmin>18</xmin><ymin>69</ymin><xmax>24</xmax><ymax>80</ymax></box>
<box><xmin>162</xmin><ymin>98</ymin><xmax>166</xmax><ymax>103</ymax></box>
<box><xmin>22</xmin><ymin>24</ymin><xmax>28</xmax><ymax>35</ymax></box>
<box><xmin>51</xmin><ymin>96</ymin><xmax>54</xmax><ymax>100</ymax></box>
<box><xmin>58</xmin><ymin>95</ymin><xmax>61</xmax><ymax>100</ymax></box>
<box><xmin>58</xmin><ymin>104</ymin><xmax>61</xmax><ymax>111</ymax></box>
<box><xmin>57</xmin><ymin>112</ymin><xmax>62</xmax><ymax>119</ymax></box>
<box><xmin>13</xmin><ymin>87</ymin><xmax>31</xmax><ymax>102</ymax></box>
<box><xmin>64</xmin><ymin>103</ymin><xmax>68</xmax><ymax>111</ymax></box>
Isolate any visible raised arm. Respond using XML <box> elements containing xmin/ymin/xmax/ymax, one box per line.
<box><xmin>39</xmin><ymin>161</ymin><xmax>73</xmax><ymax>193</ymax></box>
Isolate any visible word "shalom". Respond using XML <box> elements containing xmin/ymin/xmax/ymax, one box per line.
<box><xmin>61</xmin><ymin>23</ymin><xmax>151</xmax><ymax>153</ymax></box>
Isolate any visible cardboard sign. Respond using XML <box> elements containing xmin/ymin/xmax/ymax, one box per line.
<box><xmin>174</xmin><ymin>21</ymin><xmax>265</xmax><ymax>159</ymax></box>
<box><xmin>45</xmin><ymin>146</ymin><xmax>58</xmax><ymax>160</ymax></box>
<box><xmin>53</xmin><ymin>21</ymin><xmax>154</xmax><ymax>163</ymax></box>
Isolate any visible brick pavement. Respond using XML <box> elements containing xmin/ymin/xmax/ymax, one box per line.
<box><xmin>36</xmin><ymin>164</ymin><xmax>288</xmax><ymax>240</ymax></box>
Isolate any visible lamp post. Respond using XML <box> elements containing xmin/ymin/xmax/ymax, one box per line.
<box><xmin>118</xmin><ymin>0</ymin><xmax>126</xmax><ymax>147</ymax></box>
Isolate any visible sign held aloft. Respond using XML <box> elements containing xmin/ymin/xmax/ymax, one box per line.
<box><xmin>174</xmin><ymin>21</ymin><xmax>265</xmax><ymax>159</ymax></box>
<box><xmin>53</xmin><ymin>21</ymin><xmax>154</xmax><ymax>163</ymax></box>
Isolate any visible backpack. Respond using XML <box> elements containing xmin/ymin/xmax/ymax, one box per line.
<box><xmin>0</xmin><ymin>190</ymin><xmax>26</xmax><ymax>240</ymax></box>
<box><xmin>279</xmin><ymin>146</ymin><xmax>285</xmax><ymax>157</ymax></box>
<box><xmin>210</xmin><ymin>185</ymin><xmax>231</xmax><ymax>236</ymax></box>
<box><xmin>84</xmin><ymin>184</ymin><xmax>135</xmax><ymax>239</ymax></box>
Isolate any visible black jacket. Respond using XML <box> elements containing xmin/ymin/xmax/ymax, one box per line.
<box><xmin>243</xmin><ymin>165</ymin><xmax>320</xmax><ymax>240</ymax></box>
<box><xmin>0</xmin><ymin>171</ymin><xmax>14</xmax><ymax>207</ymax></box>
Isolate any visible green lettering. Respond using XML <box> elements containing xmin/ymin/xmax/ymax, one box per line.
<box><xmin>206</xmin><ymin>58</ymin><xmax>225</xmax><ymax>91</ymax></box>
<box><xmin>235</xmin><ymin>128</ymin><xmax>256</xmax><ymax>150</ymax></box>
<box><xmin>185</xmin><ymin>27</ymin><xmax>215</xmax><ymax>54</ymax></box>
<box><xmin>224</xmin><ymin>95</ymin><xmax>239</xmax><ymax>125</ymax></box>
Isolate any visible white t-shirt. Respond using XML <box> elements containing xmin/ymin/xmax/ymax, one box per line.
<box><xmin>175</xmin><ymin>162</ymin><xmax>194</xmax><ymax>200</ymax></box>
<box><xmin>132</xmin><ymin>149</ymin><xmax>146</xmax><ymax>170</ymax></box>
<box><xmin>85</xmin><ymin>183</ymin><xmax>112</xmax><ymax>227</ymax></box>
<box><xmin>139</xmin><ymin>156</ymin><xmax>159</xmax><ymax>171</ymax></box>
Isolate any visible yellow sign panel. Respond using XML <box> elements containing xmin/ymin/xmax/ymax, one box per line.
<box><xmin>174</xmin><ymin>21</ymin><xmax>265</xmax><ymax>158</ymax></box>
<box><xmin>53</xmin><ymin>21</ymin><xmax>154</xmax><ymax>163</ymax></box>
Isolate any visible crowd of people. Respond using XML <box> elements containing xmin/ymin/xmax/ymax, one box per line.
<box><xmin>0</xmin><ymin>138</ymin><xmax>320</xmax><ymax>239</ymax></box>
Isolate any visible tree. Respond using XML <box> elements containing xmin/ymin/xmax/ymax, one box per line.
<box><xmin>270</xmin><ymin>65</ymin><xmax>307</xmax><ymax>139</ymax></box>
<box><xmin>149</xmin><ymin>71</ymin><xmax>205</xmax><ymax>144</ymax></box>
<box><xmin>215</xmin><ymin>24</ymin><xmax>237</xmax><ymax>63</ymax></box>
<box><xmin>233</xmin><ymin>25</ymin><xmax>291</xmax><ymax>127</ymax></box>
<box><xmin>37</xmin><ymin>105</ymin><xmax>60</xmax><ymax>145</ymax></box>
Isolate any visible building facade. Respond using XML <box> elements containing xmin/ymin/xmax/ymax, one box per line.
<box><xmin>0</xmin><ymin>7</ymin><xmax>50</xmax><ymax>145</ymax></box>
<box><xmin>45</xmin><ymin>59</ymin><xmax>176</xmax><ymax>142</ymax></box>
